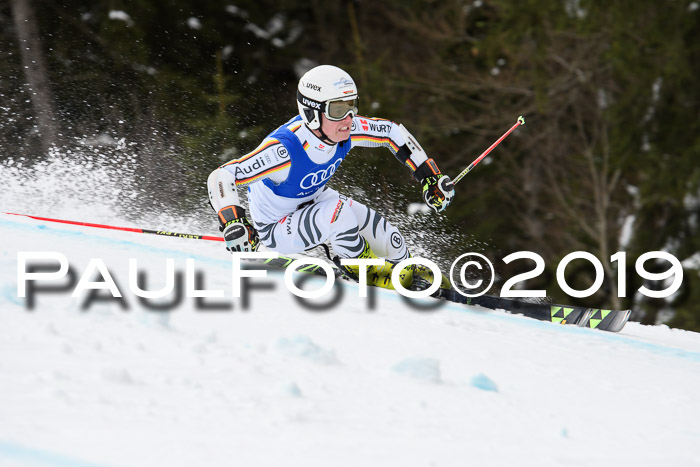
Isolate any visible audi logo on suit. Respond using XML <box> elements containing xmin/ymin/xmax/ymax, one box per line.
<box><xmin>299</xmin><ymin>158</ymin><xmax>343</xmax><ymax>190</ymax></box>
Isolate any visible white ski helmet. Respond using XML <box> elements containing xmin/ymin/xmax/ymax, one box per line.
<box><xmin>297</xmin><ymin>65</ymin><xmax>358</xmax><ymax>130</ymax></box>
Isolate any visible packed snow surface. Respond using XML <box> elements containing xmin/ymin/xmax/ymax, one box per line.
<box><xmin>1</xmin><ymin>142</ymin><xmax>700</xmax><ymax>467</ymax></box>
<box><xmin>2</xmin><ymin>214</ymin><xmax>700</xmax><ymax>467</ymax></box>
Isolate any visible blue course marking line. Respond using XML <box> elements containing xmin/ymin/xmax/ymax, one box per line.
<box><xmin>0</xmin><ymin>441</ymin><xmax>119</xmax><ymax>467</ymax></box>
<box><xmin>443</xmin><ymin>299</ymin><xmax>700</xmax><ymax>362</ymax></box>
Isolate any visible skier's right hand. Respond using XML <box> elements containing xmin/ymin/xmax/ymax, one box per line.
<box><xmin>217</xmin><ymin>206</ymin><xmax>259</xmax><ymax>252</ymax></box>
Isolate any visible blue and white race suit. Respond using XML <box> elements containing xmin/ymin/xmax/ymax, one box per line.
<box><xmin>207</xmin><ymin>115</ymin><xmax>429</xmax><ymax>260</ymax></box>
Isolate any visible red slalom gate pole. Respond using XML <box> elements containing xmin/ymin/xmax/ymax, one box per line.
<box><xmin>2</xmin><ymin>212</ymin><xmax>224</xmax><ymax>242</ymax></box>
<box><xmin>452</xmin><ymin>116</ymin><xmax>525</xmax><ymax>185</ymax></box>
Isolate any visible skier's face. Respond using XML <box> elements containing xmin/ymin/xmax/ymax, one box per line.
<box><xmin>320</xmin><ymin>114</ymin><xmax>352</xmax><ymax>143</ymax></box>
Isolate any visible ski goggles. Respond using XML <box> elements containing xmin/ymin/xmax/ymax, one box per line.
<box><xmin>298</xmin><ymin>91</ymin><xmax>358</xmax><ymax>121</ymax></box>
<box><xmin>325</xmin><ymin>96</ymin><xmax>359</xmax><ymax>121</ymax></box>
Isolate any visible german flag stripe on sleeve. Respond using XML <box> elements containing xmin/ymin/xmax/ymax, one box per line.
<box><xmin>222</xmin><ymin>138</ymin><xmax>280</xmax><ymax>167</ymax></box>
<box><xmin>235</xmin><ymin>160</ymin><xmax>292</xmax><ymax>185</ymax></box>
<box><xmin>357</xmin><ymin>116</ymin><xmax>391</xmax><ymax>123</ymax></box>
<box><xmin>351</xmin><ymin>135</ymin><xmax>400</xmax><ymax>153</ymax></box>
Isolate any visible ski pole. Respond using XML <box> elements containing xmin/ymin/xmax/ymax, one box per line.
<box><xmin>452</xmin><ymin>115</ymin><xmax>525</xmax><ymax>185</ymax></box>
<box><xmin>1</xmin><ymin>212</ymin><xmax>223</xmax><ymax>242</ymax></box>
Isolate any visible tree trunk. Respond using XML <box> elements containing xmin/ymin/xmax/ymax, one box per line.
<box><xmin>11</xmin><ymin>0</ymin><xmax>59</xmax><ymax>154</ymax></box>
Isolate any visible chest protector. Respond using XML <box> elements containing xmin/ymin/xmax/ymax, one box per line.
<box><xmin>262</xmin><ymin>116</ymin><xmax>351</xmax><ymax>199</ymax></box>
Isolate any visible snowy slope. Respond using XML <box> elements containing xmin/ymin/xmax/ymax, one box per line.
<box><xmin>2</xmin><ymin>211</ymin><xmax>700</xmax><ymax>467</ymax></box>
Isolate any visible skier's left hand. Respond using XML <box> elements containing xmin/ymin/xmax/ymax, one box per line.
<box><xmin>422</xmin><ymin>174</ymin><xmax>455</xmax><ymax>213</ymax></box>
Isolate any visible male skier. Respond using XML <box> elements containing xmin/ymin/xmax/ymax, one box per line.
<box><xmin>207</xmin><ymin>65</ymin><xmax>455</xmax><ymax>289</ymax></box>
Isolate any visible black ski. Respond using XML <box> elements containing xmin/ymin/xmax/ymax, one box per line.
<box><xmin>431</xmin><ymin>287</ymin><xmax>631</xmax><ymax>333</ymax></box>
<box><xmin>252</xmin><ymin>255</ymin><xmax>631</xmax><ymax>333</ymax></box>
